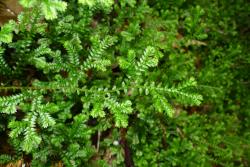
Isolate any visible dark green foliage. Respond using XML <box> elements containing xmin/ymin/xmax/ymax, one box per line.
<box><xmin>0</xmin><ymin>0</ymin><xmax>249</xmax><ymax>166</ymax></box>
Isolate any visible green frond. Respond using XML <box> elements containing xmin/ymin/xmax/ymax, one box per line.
<box><xmin>39</xmin><ymin>112</ymin><xmax>56</xmax><ymax>128</ymax></box>
<box><xmin>89</xmin><ymin>35</ymin><xmax>117</xmax><ymax>59</ymax></box>
<box><xmin>41</xmin><ymin>0</ymin><xmax>67</xmax><ymax>20</ymax></box>
<box><xmin>9</xmin><ymin>120</ymin><xmax>27</xmax><ymax>138</ymax></box>
<box><xmin>135</xmin><ymin>46</ymin><xmax>159</xmax><ymax>73</ymax></box>
<box><xmin>151</xmin><ymin>90</ymin><xmax>174</xmax><ymax>117</ymax></box>
<box><xmin>104</xmin><ymin>98</ymin><xmax>132</xmax><ymax>127</ymax></box>
<box><xmin>19</xmin><ymin>0</ymin><xmax>36</xmax><ymax>8</ymax></box>
<box><xmin>119</xmin><ymin>46</ymin><xmax>162</xmax><ymax>78</ymax></box>
<box><xmin>0</xmin><ymin>47</ymin><xmax>11</xmax><ymax>74</ymax></box>
<box><xmin>83</xmin><ymin>35</ymin><xmax>117</xmax><ymax>71</ymax></box>
<box><xmin>0</xmin><ymin>154</ymin><xmax>14</xmax><ymax>165</ymax></box>
<box><xmin>63</xmin><ymin>34</ymin><xmax>82</xmax><ymax>66</ymax></box>
<box><xmin>0</xmin><ymin>20</ymin><xmax>16</xmax><ymax>44</ymax></box>
<box><xmin>20</xmin><ymin>0</ymin><xmax>67</xmax><ymax>20</ymax></box>
<box><xmin>0</xmin><ymin>93</ymin><xmax>25</xmax><ymax>109</ymax></box>
<box><xmin>78</xmin><ymin>0</ymin><xmax>114</xmax><ymax>12</ymax></box>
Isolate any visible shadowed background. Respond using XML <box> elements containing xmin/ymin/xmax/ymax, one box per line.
<box><xmin>0</xmin><ymin>0</ymin><xmax>22</xmax><ymax>26</ymax></box>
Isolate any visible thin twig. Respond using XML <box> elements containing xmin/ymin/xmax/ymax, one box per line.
<box><xmin>96</xmin><ymin>130</ymin><xmax>101</xmax><ymax>152</ymax></box>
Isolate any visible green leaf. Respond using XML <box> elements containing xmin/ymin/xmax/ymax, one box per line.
<box><xmin>19</xmin><ymin>0</ymin><xmax>37</xmax><ymax>8</ymax></box>
<box><xmin>0</xmin><ymin>21</ymin><xmax>16</xmax><ymax>43</ymax></box>
<box><xmin>22</xmin><ymin>130</ymin><xmax>42</xmax><ymax>152</ymax></box>
<box><xmin>91</xmin><ymin>103</ymin><xmax>105</xmax><ymax>118</ymax></box>
<box><xmin>78</xmin><ymin>0</ymin><xmax>95</xmax><ymax>7</ymax></box>
<box><xmin>39</xmin><ymin>112</ymin><xmax>56</xmax><ymax>128</ymax></box>
<box><xmin>41</xmin><ymin>0</ymin><xmax>67</xmax><ymax>20</ymax></box>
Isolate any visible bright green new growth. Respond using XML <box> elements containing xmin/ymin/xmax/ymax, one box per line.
<box><xmin>20</xmin><ymin>0</ymin><xmax>67</xmax><ymax>20</ymax></box>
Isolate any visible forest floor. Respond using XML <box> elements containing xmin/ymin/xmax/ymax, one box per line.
<box><xmin>0</xmin><ymin>0</ymin><xmax>22</xmax><ymax>25</ymax></box>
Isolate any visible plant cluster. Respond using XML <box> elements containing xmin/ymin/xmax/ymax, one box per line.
<box><xmin>0</xmin><ymin>0</ymin><xmax>249</xmax><ymax>166</ymax></box>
